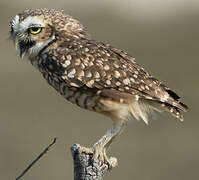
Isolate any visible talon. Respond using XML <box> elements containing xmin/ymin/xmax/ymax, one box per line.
<box><xmin>92</xmin><ymin>145</ymin><xmax>118</xmax><ymax>168</ymax></box>
<box><xmin>92</xmin><ymin>144</ymin><xmax>103</xmax><ymax>161</ymax></box>
<box><xmin>108</xmin><ymin>157</ymin><xmax>118</xmax><ymax>168</ymax></box>
<box><xmin>78</xmin><ymin>146</ymin><xmax>93</xmax><ymax>155</ymax></box>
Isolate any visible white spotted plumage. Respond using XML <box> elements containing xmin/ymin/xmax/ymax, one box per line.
<box><xmin>10</xmin><ymin>8</ymin><xmax>188</xmax><ymax>167</ymax></box>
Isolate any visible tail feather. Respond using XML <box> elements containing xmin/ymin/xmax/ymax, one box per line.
<box><xmin>129</xmin><ymin>99</ymin><xmax>162</xmax><ymax>124</ymax></box>
<box><xmin>129</xmin><ymin>98</ymin><xmax>187</xmax><ymax>124</ymax></box>
<box><xmin>160</xmin><ymin>87</ymin><xmax>188</xmax><ymax>120</ymax></box>
<box><xmin>160</xmin><ymin>84</ymin><xmax>188</xmax><ymax>112</ymax></box>
<box><xmin>161</xmin><ymin>102</ymin><xmax>184</xmax><ymax>121</ymax></box>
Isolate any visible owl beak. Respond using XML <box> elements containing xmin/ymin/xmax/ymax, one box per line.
<box><xmin>14</xmin><ymin>39</ymin><xmax>24</xmax><ymax>59</ymax></box>
<box><xmin>13</xmin><ymin>39</ymin><xmax>24</xmax><ymax>58</ymax></box>
<box><xmin>13</xmin><ymin>37</ymin><xmax>36</xmax><ymax>58</ymax></box>
<box><xmin>19</xmin><ymin>42</ymin><xmax>27</xmax><ymax>59</ymax></box>
<box><xmin>20</xmin><ymin>50</ymin><xmax>26</xmax><ymax>59</ymax></box>
<box><xmin>19</xmin><ymin>40</ymin><xmax>35</xmax><ymax>58</ymax></box>
<box><xmin>14</xmin><ymin>39</ymin><xmax>18</xmax><ymax>51</ymax></box>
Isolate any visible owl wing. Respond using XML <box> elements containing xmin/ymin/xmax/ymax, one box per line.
<box><xmin>43</xmin><ymin>38</ymin><xmax>187</xmax><ymax>119</ymax></box>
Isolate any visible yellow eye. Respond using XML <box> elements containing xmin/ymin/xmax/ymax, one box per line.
<box><xmin>29</xmin><ymin>27</ymin><xmax>42</xmax><ymax>35</ymax></box>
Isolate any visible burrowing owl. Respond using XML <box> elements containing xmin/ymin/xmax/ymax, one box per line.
<box><xmin>10</xmin><ymin>8</ymin><xmax>188</xmax><ymax>167</ymax></box>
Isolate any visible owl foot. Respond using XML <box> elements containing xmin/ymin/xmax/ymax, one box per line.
<box><xmin>78</xmin><ymin>146</ymin><xmax>93</xmax><ymax>154</ymax></box>
<box><xmin>78</xmin><ymin>145</ymin><xmax>117</xmax><ymax>168</ymax></box>
<box><xmin>92</xmin><ymin>144</ymin><xmax>118</xmax><ymax>168</ymax></box>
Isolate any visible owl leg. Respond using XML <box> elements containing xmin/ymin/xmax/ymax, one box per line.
<box><xmin>92</xmin><ymin>121</ymin><xmax>126</xmax><ymax>167</ymax></box>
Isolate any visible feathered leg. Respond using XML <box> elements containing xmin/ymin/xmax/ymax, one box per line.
<box><xmin>79</xmin><ymin>121</ymin><xmax>126</xmax><ymax>167</ymax></box>
<box><xmin>92</xmin><ymin>121</ymin><xmax>126</xmax><ymax>167</ymax></box>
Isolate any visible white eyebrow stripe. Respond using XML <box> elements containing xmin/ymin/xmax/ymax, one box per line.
<box><xmin>19</xmin><ymin>16</ymin><xmax>45</xmax><ymax>31</ymax></box>
<box><xmin>11</xmin><ymin>15</ymin><xmax>20</xmax><ymax>32</ymax></box>
<box><xmin>11</xmin><ymin>15</ymin><xmax>45</xmax><ymax>33</ymax></box>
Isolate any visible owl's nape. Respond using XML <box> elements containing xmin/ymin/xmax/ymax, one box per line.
<box><xmin>10</xmin><ymin>8</ymin><xmax>188</xmax><ymax>167</ymax></box>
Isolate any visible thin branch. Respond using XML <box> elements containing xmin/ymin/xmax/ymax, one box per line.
<box><xmin>16</xmin><ymin>137</ymin><xmax>57</xmax><ymax>180</ymax></box>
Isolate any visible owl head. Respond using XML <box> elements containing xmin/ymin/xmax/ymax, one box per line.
<box><xmin>9</xmin><ymin>8</ymin><xmax>88</xmax><ymax>59</ymax></box>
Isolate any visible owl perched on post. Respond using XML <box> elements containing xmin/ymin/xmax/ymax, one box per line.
<box><xmin>10</xmin><ymin>8</ymin><xmax>188</xmax><ymax>167</ymax></box>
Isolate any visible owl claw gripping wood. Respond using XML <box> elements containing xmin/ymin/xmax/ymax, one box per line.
<box><xmin>10</xmin><ymin>8</ymin><xmax>188</xmax><ymax>166</ymax></box>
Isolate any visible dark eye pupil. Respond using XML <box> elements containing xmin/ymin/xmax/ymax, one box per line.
<box><xmin>31</xmin><ymin>27</ymin><xmax>39</xmax><ymax>31</ymax></box>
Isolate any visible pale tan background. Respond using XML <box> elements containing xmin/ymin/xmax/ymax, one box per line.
<box><xmin>0</xmin><ymin>0</ymin><xmax>198</xmax><ymax>179</ymax></box>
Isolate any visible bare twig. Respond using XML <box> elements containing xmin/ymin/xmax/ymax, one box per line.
<box><xmin>16</xmin><ymin>137</ymin><xmax>57</xmax><ymax>180</ymax></box>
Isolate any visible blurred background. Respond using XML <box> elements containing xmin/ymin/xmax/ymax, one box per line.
<box><xmin>0</xmin><ymin>0</ymin><xmax>198</xmax><ymax>179</ymax></box>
